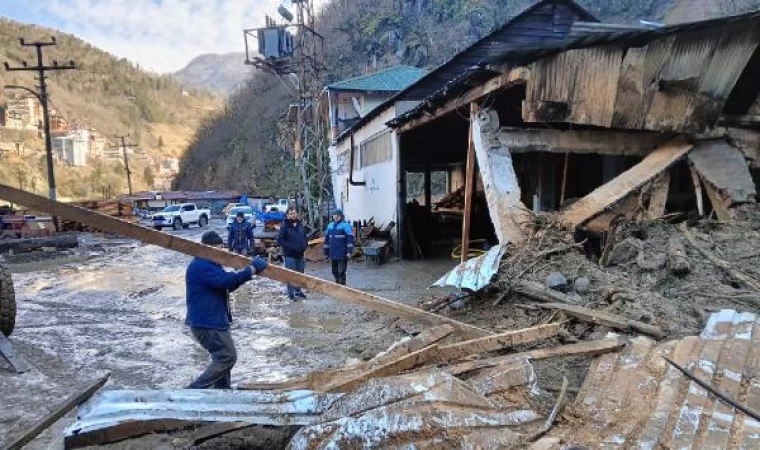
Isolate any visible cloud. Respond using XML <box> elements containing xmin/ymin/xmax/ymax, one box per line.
<box><xmin>16</xmin><ymin>0</ymin><xmax>301</xmax><ymax>73</ymax></box>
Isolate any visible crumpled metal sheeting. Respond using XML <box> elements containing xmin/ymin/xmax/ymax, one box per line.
<box><xmin>322</xmin><ymin>371</ymin><xmax>497</xmax><ymax>422</ymax></box>
<box><xmin>65</xmin><ymin>388</ymin><xmax>342</xmax><ymax>438</ymax></box>
<box><xmin>288</xmin><ymin>371</ymin><xmax>541</xmax><ymax>450</ymax></box>
<box><xmin>432</xmin><ymin>245</ymin><xmax>506</xmax><ymax>292</ymax></box>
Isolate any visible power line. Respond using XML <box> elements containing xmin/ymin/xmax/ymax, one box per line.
<box><xmin>4</xmin><ymin>36</ymin><xmax>76</xmax><ymax>202</ymax></box>
<box><xmin>109</xmin><ymin>134</ymin><xmax>139</xmax><ymax>196</ymax></box>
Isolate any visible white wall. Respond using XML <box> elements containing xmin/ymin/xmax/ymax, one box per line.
<box><xmin>330</xmin><ymin>106</ymin><xmax>398</xmax><ymax>228</ymax></box>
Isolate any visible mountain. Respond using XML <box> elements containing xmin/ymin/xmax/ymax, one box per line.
<box><xmin>173</xmin><ymin>0</ymin><xmax>760</xmax><ymax>194</ymax></box>
<box><xmin>173</xmin><ymin>53</ymin><xmax>252</xmax><ymax>94</ymax></box>
<box><xmin>0</xmin><ymin>17</ymin><xmax>222</xmax><ymax>199</ymax></box>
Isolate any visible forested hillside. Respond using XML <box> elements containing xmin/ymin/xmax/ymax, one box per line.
<box><xmin>174</xmin><ymin>0</ymin><xmax>760</xmax><ymax>194</ymax></box>
<box><xmin>0</xmin><ymin>18</ymin><xmax>221</xmax><ymax>198</ymax></box>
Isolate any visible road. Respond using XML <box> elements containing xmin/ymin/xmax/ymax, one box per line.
<box><xmin>0</xmin><ymin>219</ymin><xmax>456</xmax><ymax>448</ymax></box>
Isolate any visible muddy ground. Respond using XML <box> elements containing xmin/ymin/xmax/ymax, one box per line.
<box><xmin>0</xmin><ymin>220</ymin><xmax>456</xmax><ymax>449</ymax></box>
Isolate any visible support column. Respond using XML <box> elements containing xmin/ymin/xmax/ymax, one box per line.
<box><xmin>461</xmin><ymin>103</ymin><xmax>479</xmax><ymax>263</ymax></box>
<box><xmin>424</xmin><ymin>165</ymin><xmax>432</xmax><ymax>212</ymax></box>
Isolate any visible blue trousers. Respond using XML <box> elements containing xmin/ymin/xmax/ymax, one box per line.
<box><xmin>284</xmin><ymin>256</ymin><xmax>305</xmax><ymax>295</ymax></box>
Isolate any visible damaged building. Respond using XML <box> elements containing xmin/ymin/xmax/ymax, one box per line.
<box><xmin>327</xmin><ymin>0</ymin><xmax>760</xmax><ymax>260</ymax></box>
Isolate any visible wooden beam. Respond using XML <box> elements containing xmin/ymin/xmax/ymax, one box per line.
<box><xmin>5</xmin><ymin>373</ymin><xmax>110</xmax><ymax>450</ymax></box>
<box><xmin>461</xmin><ymin>103</ymin><xmax>479</xmax><ymax>263</ymax></box>
<box><xmin>0</xmin><ymin>185</ymin><xmax>490</xmax><ymax>339</ymax></box>
<box><xmin>445</xmin><ymin>337</ymin><xmax>628</xmax><ymax>375</ymax></box>
<box><xmin>561</xmin><ymin>140</ymin><xmax>692</xmax><ymax>227</ymax></box>
<box><xmin>499</xmin><ymin>127</ymin><xmax>667</xmax><ymax>156</ymax></box>
<box><xmin>367</xmin><ymin>324</ymin><xmax>455</xmax><ymax>368</ymax></box>
<box><xmin>560</xmin><ymin>152</ymin><xmax>569</xmax><ymax>205</ymax></box>
<box><xmin>702</xmin><ymin>180</ymin><xmax>732</xmax><ymax>221</ymax></box>
<box><xmin>437</xmin><ymin>323</ymin><xmax>560</xmax><ymax>362</ymax></box>
<box><xmin>397</xmin><ymin>68</ymin><xmax>528</xmax><ymax>134</ymax></box>
<box><xmin>324</xmin><ymin>344</ymin><xmax>441</xmax><ymax>393</ymax></box>
<box><xmin>535</xmin><ymin>303</ymin><xmax>664</xmax><ymax>339</ymax></box>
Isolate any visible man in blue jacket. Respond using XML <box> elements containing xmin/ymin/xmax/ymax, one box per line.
<box><xmin>277</xmin><ymin>207</ymin><xmax>308</xmax><ymax>300</ymax></box>
<box><xmin>324</xmin><ymin>209</ymin><xmax>354</xmax><ymax>285</ymax></box>
<box><xmin>186</xmin><ymin>231</ymin><xmax>268</xmax><ymax>389</ymax></box>
<box><xmin>228</xmin><ymin>211</ymin><xmax>254</xmax><ymax>255</ymax></box>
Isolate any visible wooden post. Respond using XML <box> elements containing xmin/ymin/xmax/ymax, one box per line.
<box><xmin>560</xmin><ymin>151</ymin><xmax>569</xmax><ymax>206</ymax></box>
<box><xmin>423</xmin><ymin>165</ymin><xmax>432</xmax><ymax>211</ymax></box>
<box><xmin>461</xmin><ymin>103</ymin><xmax>479</xmax><ymax>263</ymax></box>
<box><xmin>0</xmin><ymin>184</ymin><xmax>490</xmax><ymax>339</ymax></box>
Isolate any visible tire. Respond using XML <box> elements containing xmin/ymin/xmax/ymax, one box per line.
<box><xmin>199</xmin><ymin>216</ymin><xmax>208</xmax><ymax>228</ymax></box>
<box><xmin>153</xmin><ymin>226</ymin><xmax>162</xmax><ymax>231</ymax></box>
<box><xmin>172</xmin><ymin>219</ymin><xmax>182</xmax><ymax>231</ymax></box>
<box><xmin>0</xmin><ymin>261</ymin><xmax>16</xmax><ymax>337</ymax></box>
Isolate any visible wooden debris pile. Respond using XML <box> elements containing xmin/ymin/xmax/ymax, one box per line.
<box><xmin>61</xmin><ymin>200</ymin><xmax>137</xmax><ymax>232</ymax></box>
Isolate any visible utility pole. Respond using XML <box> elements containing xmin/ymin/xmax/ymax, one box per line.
<box><xmin>4</xmin><ymin>37</ymin><xmax>76</xmax><ymax>201</ymax></box>
<box><xmin>110</xmin><ymin>135</ymin><xmax>138</xmax><ymax>196</ymax></box>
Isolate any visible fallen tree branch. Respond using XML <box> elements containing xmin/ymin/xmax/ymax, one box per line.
<box><xmin>535</xmin><ymin>303</ymin><xmax>665</xmax><ymax>339</ymax></box>
<box><xmin>679</xmin><ymin>224</ymin><xmax>760</xmax><ymax>292</ymax></box>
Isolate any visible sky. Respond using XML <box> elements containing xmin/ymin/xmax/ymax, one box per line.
<box><xmin>0</xmin><ymin>0</ymin><xmax>321</xmax><ymax>73</ymax></box>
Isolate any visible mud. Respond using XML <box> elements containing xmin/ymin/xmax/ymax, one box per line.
<box><xmin>0</xmin><ymin>220</ymin><xmax>455</xmax><ymax>449</ymax></box>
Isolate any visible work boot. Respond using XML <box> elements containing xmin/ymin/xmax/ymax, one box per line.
<box><xmin>296</xmin><ymin>291</ymin><xmax>307</xmax><ymax>299</ymax></box>
<box><xmin>288</xmin><ymin>293</ymin><xmax>296</xmax><ymax>301</ymax></box>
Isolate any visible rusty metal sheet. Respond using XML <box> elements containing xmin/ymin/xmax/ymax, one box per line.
<box><xmin>432</xmin><ymin>245</ymin><xmax>505</xmax><ymax>292</ymax></box>
<box><xmin>64</xmin><ymin>388</ymin><xmax>342</xmax><ymax>441</ymax></box>
<box><xmin>688</xmin><ymin>140</ymin><xmax>756</xmax><ymax>204</ymax></box>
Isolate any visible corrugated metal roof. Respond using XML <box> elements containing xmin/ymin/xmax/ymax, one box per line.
<box><xmin>432</xmin><ymin>246</ymin><xmax>506</xmax><ymax>292</ymax></box>
<box><xmin>389</xmin><ymin>9</ymin><xmax>760</xmax><ymax>130</ymax></box>
<box><xmin>326</xmin><ymin>65</ymin><xmax>428</xmax><ymax>93</ymax></box>
<box><xmin>333</xmin><ymin>0</ymin><xmax>597</xmax><ymax>144</ymax></box>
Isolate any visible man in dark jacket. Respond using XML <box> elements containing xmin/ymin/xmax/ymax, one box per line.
<box><xmin>186</xmin><ymin>231</ymin><xmax>268</xmax><ymax>389</ymax></box>
<box><xmin>228</xmin><ymin>211</ymin><xmax>254</xmax><ymax>255</ymax></box>
<box><xmin>277</xmin><ymin>207</ymin><xmax>308</xmax><ymax>300</ymax></box>
<box><xmin>324</xmin><ymin>209</ymin><xmax>354</xmax><ymax>285</ymax></box>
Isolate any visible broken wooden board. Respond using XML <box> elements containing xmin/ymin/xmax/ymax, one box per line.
<box><xmin>0</xmin><ymin>184</ymin><xmax>490</xmax><ymax>340</ymax></box>
<box><xmin>688</xmin><ymin>139</ymin><xmax>756</xmax><ymax>205</ymax></box>
<box><xmin>5</xmin><ymin>372</ymin><xmax>110</xmax><ymax>450</ymax></box>
<box><xmin>535</xmin><ymin>309</ymin><xmax>760</xmax><ymax>448</ymax></box>
<box><xmin>727</xmin><ymin>127</ymin><xmax>760</xmax><ymax>168</ymax></box>
<box><xmin>324</xmin><ymin>344</ymin><xmax>442</xmax><ymax>393</ymax></box>
<box><xmin>561</xmin><ymin>140</ymin><xmax>693</xmax><ymax>227</ymax></box>
<box><xmin>472</xmin><ymin>108</ymin><xmax>530</xmax><ymax>245</ymax></box>
<box><xmin>445</xmin><ymin>336</ymin><xmax>628</xmax><ymax>376</ymax></box>
<box><xmin>536</xmin><ymin>303</ymin><xmax>664</xmax><ymax>339</ymax></box>
<box><xmin>437</xmin><ymin>323</ymin><xmax>560</xmax><ymax>362</ymax></box>
<box><xmin>367</xmin><ymin>324</ymin><xmax>455</xmax><ymax>368</ymax></box>
<box><xmin>0</xmin><ymin>333</ymin><xmax>30</xmax><ymax>373</ymax></box>
<box><xmin>466</xmin><ymin>356</ymin><xmax>536</xmax><ymax>396</ymax></box>
<box><xmin>647</xmin><ymin>171</ymin><xmax>670</xmax><ymax>219</ymax></box>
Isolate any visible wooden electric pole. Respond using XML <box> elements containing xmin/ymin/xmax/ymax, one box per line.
<box><xmin>4</xmin><ymin>37</ymin><xmax>76</xmax><ymax>201</ymax></box>
<box><xmin>110</xmin><ymin>135</ymin><xmax>139</xmax><ymax>196</ymax></box>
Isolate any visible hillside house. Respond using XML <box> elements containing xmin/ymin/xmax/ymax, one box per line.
<box><xmin>325</xmin><ymin>0</ymin><xmax>605</xmax><ymax>254</ymax></box>
<box><xmin>53</xmin><ymin>128</ymin><xmax>89</xmax><ymax>167</ymax></box>
<box><xmin>5</xmin><ymin>95</ymin><xmax>41</xmax><ymax>131</ymax></box>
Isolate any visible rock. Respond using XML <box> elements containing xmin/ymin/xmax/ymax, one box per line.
<box><xmin>545</xmin><ymin>272</ymin><xmax>568</xmax><ymax>293</ymax></box>
<box><xmin>449</xmin><ymin>299</ymin><xmax>467</xmax><ymax>310</ymax></box>
<box><xmin>636</xmin><ymin>251</ymin><xmax>667</xmax><ymax>271</ymax></box>
<box><xmin>573</xmin><ymin>276</ymin><xmax>591</xmax><ymax>294</ymax></box>
<box><xmin>607</xmin><ymin>237</ymin><xmax>644</xmax><ymax>266</ymax></box>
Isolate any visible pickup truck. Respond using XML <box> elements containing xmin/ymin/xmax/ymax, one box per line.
<box><xmin>152</xmin><ymin>203</ymin><xmax>210</xmax><ymax>230</ymax></box>
<box><xmin>264</xmin><ymin>199</ymin><xmax>290</xmax><ymax>213</ymax></box>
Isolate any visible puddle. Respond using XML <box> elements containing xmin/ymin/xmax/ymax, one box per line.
<box><xmin>287</xmin><ymin>313</ymin><xmax>343</xmax><ymax>332</ymax></box>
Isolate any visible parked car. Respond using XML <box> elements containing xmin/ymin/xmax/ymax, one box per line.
<box><xmin>222</xmin><ymin>202</ymin><xmax>247</xmax><ymax>216</ymax></box>
<box><xmin>226</xmin><ymin>206</ymin><xmax>255</xmax><ymax>229</ymax></box>
<box><xmin>152</xmin><ymin>203</ymin><xmax>210</xmax><ymax>230</ymax></box>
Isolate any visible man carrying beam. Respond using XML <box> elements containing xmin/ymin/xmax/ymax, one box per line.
<box><xmin>185</xmin><ymin>231</ymin><xmax>269</xmax><ymax>389</ymax></box>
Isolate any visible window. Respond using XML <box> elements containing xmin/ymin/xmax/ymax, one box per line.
<box><xmin>183</xmin><ymin>204</ymin><xmax>196</xmax><ymax>211</ymax></box>
<box><xmin>358</xmin><ymin>132</ymin><xmax>392</xmax><ymax>168</ymax></box>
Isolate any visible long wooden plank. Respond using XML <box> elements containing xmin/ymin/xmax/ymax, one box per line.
<box><xmin>460</xmin><ymin>103</ymin><xmax>478</xmax><ymax>263</ymax></box>
<box><xmin>437</xmin><ymin>323</ymin><xmax>560</xmax><ymax>362</ymax></box>
<box><xmin>499</xmin><ymin>127</ymin><xmax>666</xmax><ymax>156</ymax></box>
<box><xmin>445</xmin><ymin>337</ymin><xmax>628</xmax><ymax>376</ymax></box>
<box><xmin>0</xmin><ymin>184</ymin><xmax>490</xmax><ymax>339</ymax></box>
<box><xmin>537</xmin><ymin>303</ymin><xmax>664</xmax><ymax>339</ymax></box>
<box><xmin>324</xmin><ymin>344</ymin><xmax>441</xmax><ymax>393</ymax></box>
<box><xmin>647</xmin><ymin>172</ymin><xmax>670</xmax><ymax>219</ymax></box>
<box><xmin>4</xmin><ymin>372</ymin><xmax>110</xmax><ymax>450</ymax></box>
<box><xmin>561</xmin><ymin>140</ymin><xmax>692</xmax><ymax>227</ymax></box>
<box><xmin>396</xmin><ymin>68</ymin><xmax>528</xmax><ymax>134</ymax></box>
